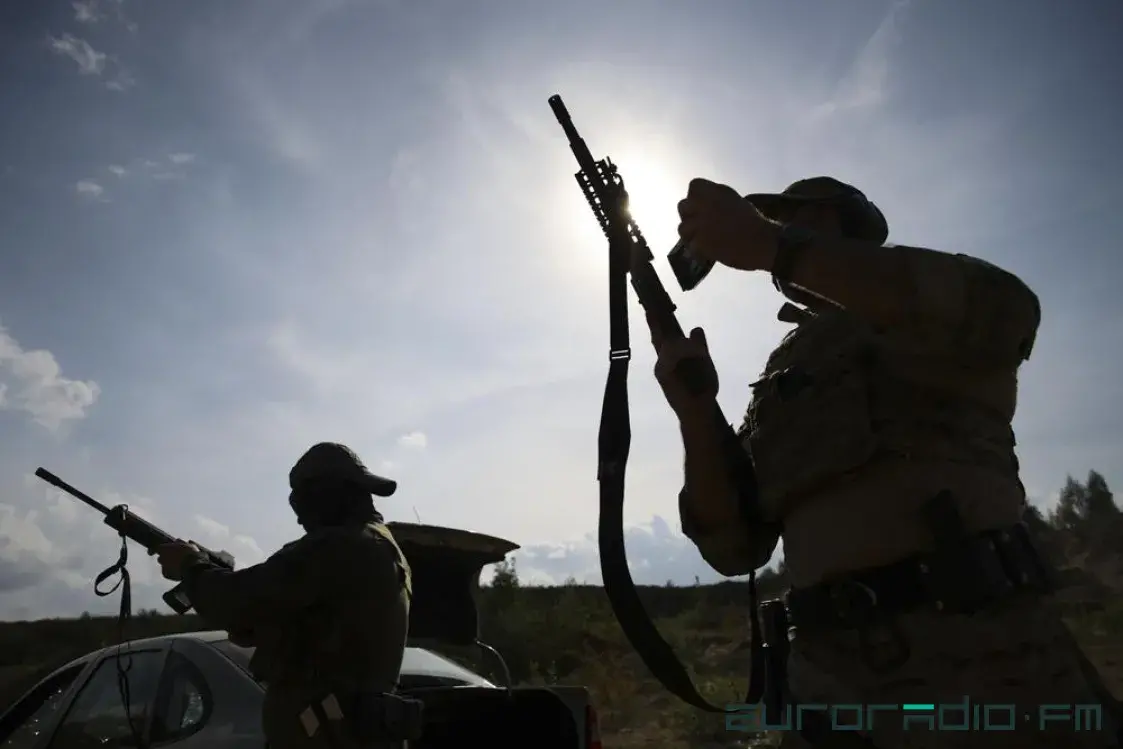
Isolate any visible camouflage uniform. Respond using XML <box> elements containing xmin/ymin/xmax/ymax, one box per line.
<box><xmin>181</xmin><ymin>443</ymin><xmax>412</xmax><ymax>749</ymax></box>
<box><xmin>680</xmin><ymin>179</ymin><xmax>1120</xmax><ymax>748</ymax></box>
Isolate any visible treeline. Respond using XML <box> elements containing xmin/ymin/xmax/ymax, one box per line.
<box><xmin>1041</xmin><ymin>470</ymin><xmax>1119</xmax><ymax>532</ymax></box>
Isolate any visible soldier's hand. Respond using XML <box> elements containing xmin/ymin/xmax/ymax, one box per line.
<box><xmin>678</xmin><ymin>178</ymin><xmax>778</xmax><ymax>272</ymax></box>
<box><xmin>154</xmin><ymin>540</ymin><xmax>204</xmax><ymax>582</ymax></box>
<box><xmin>647</xmin><ymin>310</ymin><xmax>719</xmax><ymax>418</ymax></box>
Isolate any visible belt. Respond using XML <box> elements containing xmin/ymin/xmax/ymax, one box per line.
<box><xmin>786</xmin><ymin>521</ymin><xmax>1052</xmax><ymax>633</ymax></box>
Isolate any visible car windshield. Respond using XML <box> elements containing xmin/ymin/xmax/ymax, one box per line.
<box><xmin>209</xmin><ymin>638</ymin><xmax>493</xmax><ymax>687</ymax></box>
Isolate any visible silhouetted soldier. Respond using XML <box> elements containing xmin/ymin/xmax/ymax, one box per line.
<box><xmin>650</xmin><ymin>176</ymin><xmax>1118</xmax><ymax>748</ymax></box>
<box><xmin>157</xmin><ymin>442</ymin><xmax>419</xmax><ymax>748</ymax></box>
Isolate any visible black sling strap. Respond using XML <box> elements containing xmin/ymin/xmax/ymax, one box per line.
<box><xmin>595</xmin><ymin>220</ymin><xmax>757</xmax><ymax>712</ymax></box>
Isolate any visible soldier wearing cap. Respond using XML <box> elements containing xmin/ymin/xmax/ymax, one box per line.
<box><xmin>650</xmin><ymin>177</ymin><xmax>1119</xmax><ymax>747</ymax></box>
<box><xmin>156</xmin><ymin>442</ymin><xmax>417</xmax><ymax>748</ymax></box>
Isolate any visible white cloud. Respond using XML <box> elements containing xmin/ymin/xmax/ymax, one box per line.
<box><xmin>47</xmin><ymin>30</ymin><xmax>135</xmax><ymax>91</ymax></box>
<box><xmin>397</xmin><ymin>431</ymin><xmax>428</xmax><ymax>449</ymax></box>
<box><xmin>105</xmin><ymin>69</ymin><xmax>137</xmax><ymax>92</ymax></box>
<box><xmin>193</xmin><ymin>514</ymin><xmax>265</xmax><ymax>567</ymax></box>
<box><xmin>48</xmin><ymin>34</ymin><xmax>106</xmax><ymax>76</ymax></box>
<box><xmin>812</xmin><ymin>0</ymin><xmax>912</xmax><ymax>119</ymax></box>
<box><xmin>193</xmin><ymin>513</ymin><xmax>230</xmax><ymax>541</ymax></box>
<box><xmin>168</xmin><ymin>153</ymin><xmax>196</xmax><ymax>165</ymax></box>
<box><xmin>489</xmin><ymin>514</ymin><xmax>785</xmax><ymax>586</ymax></box>
<box><xmin>73</xmin><ymin>0</ymin><xmax>99</xmax><ymax>23</ymax></box>
<box><xmin>0</xmin><ymin>323</ymin><xmax>100</xmax><ymax>431</ymax></box>
<box><xmin>71</xmin><ymin>0</ymin><xmax>138</xmax><ymax>33</ymax></box>
<box><xmin>231</xmin><ymin>534</ymin><xmax>265</xmax><ymax>562</ymax></box>
<box><xmin>74</xmin><ymin>179</ymin><xmax>104</xmax><ymax>198</ymax></box>
<box><xmin>108</xmin><ymin>164</ymin><xmax>126</xmax><ymax>177</ymax></box>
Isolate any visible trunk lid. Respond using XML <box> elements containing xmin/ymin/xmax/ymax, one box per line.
<box><xmin>386</xmin><ymin>522</ymin><xmax>517</xmax><ymax>646</ymax></box>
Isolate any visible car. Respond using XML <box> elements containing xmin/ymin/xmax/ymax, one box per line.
<box><xmin>0</xmin><ymin>523</ymin><xmax>601</xmax><ymax>749</ymax></box>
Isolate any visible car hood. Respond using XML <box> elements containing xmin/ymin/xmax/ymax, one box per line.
<box><xmin>386</xmin><ymin>522</ymin><xmax>518</xmax><ymax>647</ymax></box>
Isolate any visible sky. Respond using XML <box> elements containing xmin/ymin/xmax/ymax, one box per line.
<box><xmin>0</xmin><ymin>0</ymin><xmax>1120</xmax><ymax>620</ymax></box>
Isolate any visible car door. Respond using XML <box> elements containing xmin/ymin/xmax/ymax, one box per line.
<box><xmin>39</xmin><ymin>642</ymin><xmax>245</xmax><ymax>749</ymax></box>
<box><xmin>45</xmin><ymin>646</ymin><xmax>170</xmax><ymax>748</ymax></box>
<box><xmin>0</xmin><ymin>662</ymin><xmax>88</xmax><ymax>749</ymax></box>
<box><xmin>164</xmin><ymin>638</ymin><xmax>266</xmax><ymax>749</ymax></box>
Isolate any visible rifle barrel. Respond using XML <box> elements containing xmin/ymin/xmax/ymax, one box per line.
<box><xmin>35</xmin><ymin>467</ymin><xmax>112</xmax><ymax>515</ymax></box>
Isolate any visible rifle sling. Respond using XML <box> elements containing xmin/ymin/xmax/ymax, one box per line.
<box><xmin>595</xmin><ymin>225</ymin><xmax>761</xmax><ymax>714</ymax></box>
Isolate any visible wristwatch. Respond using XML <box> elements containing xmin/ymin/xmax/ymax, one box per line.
<box><xmin>770</xmin><ymin>222</ymin><xmax>816</xmax><ymax>293</ymax></box>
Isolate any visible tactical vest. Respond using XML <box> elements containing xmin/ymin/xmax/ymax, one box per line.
<box><xmin>370</xmin><ymin>522</ymin><xmax>412</xmax><ymax>601</ymax></box>
<box><xmin>252</xmin><ymin>523</ymin><xmax>412</xmax><ymax>688</ymax></box>
<box><xmin>743</xmin><ymin>306</ymin><xmax>1021</xmax><ymax>517</ymax></box>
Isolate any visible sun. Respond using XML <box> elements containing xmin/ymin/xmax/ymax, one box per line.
<box><xmin>610</xmin><ymin>151</ymin><xmax>687</xmax><ymax>251</ymax></box>
<box><xmin>548</xmin><ymin>143</ymin><xmax>693</xmax><ymax>287</ymax></box>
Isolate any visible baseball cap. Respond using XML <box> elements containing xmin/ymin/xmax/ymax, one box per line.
<box><xmin>745</xmin><ymin>176</ymin><xmax>889</xmax><ymax>244</ymax></box>
<box><xmin>289</xmin><ymin>442</ymin><xmax>397</xmax><ymax>497</ymax></box>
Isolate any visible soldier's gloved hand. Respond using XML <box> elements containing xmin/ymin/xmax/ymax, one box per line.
<box><xmin>647</xmin><ymin>312</ymin><xmax>719</xmax><ymax>419</ymax></box>
<box><xmin>154</xmin><ymin>540</ymin><xmax>205</xmax><ymax>582</ymax></box>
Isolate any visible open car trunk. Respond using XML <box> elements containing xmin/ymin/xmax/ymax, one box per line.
<box><xmin>386</xmin><ymin>523</ymin><xmax>588</xmax><ymax>749</ymax></box>
<box><xmin>388</xmin><ymin>522</ymin><xmax>516</xmax><ymax>646</ymax></box>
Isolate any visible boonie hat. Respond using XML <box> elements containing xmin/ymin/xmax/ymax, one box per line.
<box><xmin>746</xmin><ymin>176</ymin><xmax>889</xmax><ymax>244</ymax></box>
<box><xmin>289</xmin><ymin>442</ymin><xmax>397</xmax><ymax>497</ymax></box>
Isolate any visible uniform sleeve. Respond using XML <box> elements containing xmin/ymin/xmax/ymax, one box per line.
<box><xmin>678</xmin><ymin>487</ymin><xmax>780</xmax><ymax>576</ymax></box>
<box><xmin>905</xmin><ymin>250</ymin><xmax>1041</xmax><ymax>367</ymax></box>
<box><xmin>181</xmin><ymin>530</ymin><xmax>401</xmax><ymax>633</ymax></box>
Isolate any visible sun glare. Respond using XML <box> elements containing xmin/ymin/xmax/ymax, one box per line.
<box><xmin>612</xmin><ymin>152</ymin><xmax>686</xmax><ymax>251</ymax></box>
<box><xmin>551</xmin><ymin>143</ymin><xmax>693</xmax><ymax>287</ymax></box>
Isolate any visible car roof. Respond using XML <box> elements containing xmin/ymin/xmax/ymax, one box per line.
<box><xmin>71</xmin><ymin>631</ymin><xmax>492</xmax><ymax>684</ymax></box>
<box><xmin>54</xmin><ymin>630</ymin><xmax>243</xmax><ymax>670</ymax></box>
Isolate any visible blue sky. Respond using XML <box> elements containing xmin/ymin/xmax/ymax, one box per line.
<box><xmin>0</xmin><ymin>0</ymin><xmax>1120</xmax><ymax>619</ymax></box>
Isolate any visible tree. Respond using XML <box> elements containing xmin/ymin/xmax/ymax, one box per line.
<box><xmin>1049</xmin><ymin>475</ymin><xmax>1087</xmax><ymax>533</ymax></box>
<box><xmin>490</xmin><ymin>558</ymin><xmax>520</xmax><ymax>589</ymax></box>
<box><xmin>1083</xmin><ymin>470</ymin><xmax>1119</xmax><ymax>522</ymax></box>
<box><xmin>1046</xmin><ymin>470</ymin><xmax>1120</xmax><ymax>542</ymax></box>
<box><xmin>1023</xmin><ymin>502</ymin><xmax>1051</xmax><ymax>535</ymax></box>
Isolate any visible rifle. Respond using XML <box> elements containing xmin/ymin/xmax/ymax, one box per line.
<box><xmin>35</xmin><ymin>467</ymin><xmax>234</xmax><ymax>615</ymax></box>
<box><xmin>548</xmin><ymin>95</ymin><xmax>776</xmax><ymax>713</ymax></box>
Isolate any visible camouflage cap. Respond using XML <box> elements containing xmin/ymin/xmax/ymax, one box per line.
<box><xmin>289</xmin><ymin>442</ymin><xmax>397</xmax><ymax>497</ymax></box>
<box><xmin>745</xmin><ymin>176</ymin><xmax>889</xmax><ymax>244</ymax></box>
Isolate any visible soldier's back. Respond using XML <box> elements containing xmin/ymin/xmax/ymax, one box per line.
<box><xmin>257</xmin><ymin>522</ymin><xmax>411</xmax><ymax>748</ymax></box>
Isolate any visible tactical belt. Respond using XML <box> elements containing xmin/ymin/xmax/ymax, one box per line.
<box><xmin>785</xmin><ymin>519</ymin><xmax>1053</xmax><ymax>635</ymax></box>
<box><xmin>773</xmin><ymin>507</ymin><xmax>1123</xmax><ymax>745</ymax></box>
<box><xmin>300</xmin><ymin>691</ymin><xmax>424</xmax><ymax>748</ymax></box>
<box><xmin>758</xmin><ymin>510</ymin><xmax>1059</xmax><ymax>748</ymax></box>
